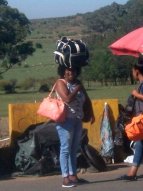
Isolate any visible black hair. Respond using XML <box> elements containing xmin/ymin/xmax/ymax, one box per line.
<box><xmin>133</xmin><ymin>54</ymin><xmax>143</xmax><ymax>75</ymax></box>
<box><xmin>57</xmin><ymin>64</ymin><xmax>81</xmax><ymax>78</ymax></box>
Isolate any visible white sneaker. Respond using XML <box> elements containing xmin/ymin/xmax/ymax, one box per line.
<box><xmin>62</xmin><ymin>182</ymin><xmax>75</xmax><ymax>188</ymax></box>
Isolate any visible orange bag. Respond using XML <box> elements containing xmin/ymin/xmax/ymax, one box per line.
<box><xmin>37</xmin><ymin>81</ymin><xmax>66</xmax><ymax>122</ymax></box>
<box><xmin>125</xmin><ymin>114</ymin><xmax>143</xmax><ymax>141</ymax></box>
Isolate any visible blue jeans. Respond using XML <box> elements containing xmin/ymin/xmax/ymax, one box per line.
<box><xmin>56</xmin><ymin>118</ymin><xmax>82</xmax><ymax>177</ymax></box>
<box><xmin>133</xmin><ymin>140</ymin><xmax>143</xmax><ymax>167</ymax></box>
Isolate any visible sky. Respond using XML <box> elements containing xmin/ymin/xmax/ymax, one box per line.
<box><xmin>7</xmin><ymin>0</ymin><xmax>129</xmax><ymax>19</ymax></box>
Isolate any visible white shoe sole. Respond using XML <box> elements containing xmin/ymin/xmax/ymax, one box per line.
<box><xmin>62</xmin><ymin>184</ymin><xmax>75</xmax><ymax>188</ymax></box>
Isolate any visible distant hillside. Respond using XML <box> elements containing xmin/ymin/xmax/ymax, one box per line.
<box><xmin>3</xmin><ymin>0</ymin><xmax>143</xmax><ymax>85</ymax></box>
<box><xmin>29</xmin><ymin>0</ymin><xmax>143</xmax><ymax>43</ymax></box>
<box><xmin>30</xmin><ymin>15</ymin><xmax>87</xmax><ymax>41</ymax></box>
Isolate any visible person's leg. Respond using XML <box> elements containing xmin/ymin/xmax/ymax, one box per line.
<box><xmin>120</xmin><ymin>140</ymin><xmax>143</xmax><ymax>180</ymax></box>
<box><xmin>127</xmin><ymin>166</ymin><xmax>138</xmax><ymax>177</ymax></box>
<box><xmin>68</xmin><ymin>119</ymin><xmax>82</xmax><ymax>182</ymax></box>
<box><xmin>56</xmin><ymin>119</ymin><xmax>75</xmax><ymax>187</ymax></box>
<box><xmin>127</xmin><ymin>140</ymin><xmax>143</xmax><ymax>176</ymax></box>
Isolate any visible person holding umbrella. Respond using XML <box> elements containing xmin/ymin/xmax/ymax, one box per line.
<box><xmin>109</xmin><ymin>28</ymin><xmax>143</xmax><ymax>180</ymax></box>
<box><xmin>120</xmin><ymin>55</ymin><xmax>143</xmax><ymax>181</ymax></box>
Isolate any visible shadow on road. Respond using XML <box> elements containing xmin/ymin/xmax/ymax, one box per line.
<box><xmin>0</xmin><ymin>174</ymin><xmax>16</xmax><ymax>181</ymax></box>
<box><xmin>106</xmin><ymin>164</ymin><xmax>129</xmax><ymax>171</ymax></box>
<box><xmin>77</xmin><ymin>174</ymin><xmax>143</xmax><ymax>186</ymax></box>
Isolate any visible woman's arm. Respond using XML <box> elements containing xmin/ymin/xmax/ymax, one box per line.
<box><xmin>132</xmin><ymin>83</ymin><xmax>143</xmax><ymax>100</ymax></box>
<box><xmin>132</xmin><ymin>89</ymin><xmax>143</xmax><ymax>100</ymax></box>
<box><xmin>55</xmin><ymin>79</ymin><xmax>81</xmax><ymax>103</ymax></box>
<box><xmin>81</xmin><ymin>84</ymin><xmax>95</xmax><ymax>124</ymax></box>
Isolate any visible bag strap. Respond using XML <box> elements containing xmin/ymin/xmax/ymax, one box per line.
<box><xmin>48</xmin><ymin>83</ymin><xmax>56</xmax><ymax>97</ymax></box>
<box><xmin>138</xmin><ymin>82</ymin><xmax>143</xmax><ymax>93</ymax></box>
<box><xmin>132</xmin><ymin>82</ymin><xmax>143</xmax><ymax>114</ymax></box>
<box><xmin>48</xmin><ymin>79</ymin><xmax>66</xmax><ymax>98</ymax></box>
<box><xmin>137</xmin><ymin>82</ymin><xmax>143</xmax><ymax>111</ymax></box>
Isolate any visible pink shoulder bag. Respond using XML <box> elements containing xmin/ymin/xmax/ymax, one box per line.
<box><xmin>37</xmin><ymin>80</ymin><xmax>66</xmax><ymax>122</ymax></box>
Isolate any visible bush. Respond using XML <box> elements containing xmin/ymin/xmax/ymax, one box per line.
<box><xmin>20</xmin><ymin>78</ymin><xmax>36</xmax><ymax>90</ymax></box>
<box><xmin>23</xmin><ymin>63</ymin><xmax>29</xmax><ymax>68</ymax></box>
<box><xmin>4</xmin><ymin>84</ymin><xmax>15</xmax><ymax>94</ymax></box>
<box><xmin>35</xmin><ymin>43</ymin><xmax>43</xmax><ymax>49</ymax></box>
<box><xmin>39</xmin><ymin>84</ymin><xmax>49</xmax><ymax>92</ymax></box>
<box><xmin>0</xmin><ymin>80</ymin><xmax>8</xmax><ymax>91</ymax></box>
<box><xmin>38</xmin><ymin>77</ymin><xmax>57</xmax><ymax>90</ymax></box>
<box><xmin>0</xmin><ymin>79</ymin><xmax>17</xmax><ymax>93</ymax></box>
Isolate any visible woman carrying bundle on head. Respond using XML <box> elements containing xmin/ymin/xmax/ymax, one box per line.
<box><xmin>54</xmin><ymin>64</ymin><xmax>95</xmax><ymax>188</ymax></box>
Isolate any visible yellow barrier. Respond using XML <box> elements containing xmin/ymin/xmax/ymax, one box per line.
<box><xmin>8</xmin><ymin>99</ymin><xmax>119</xmax><ymax>150</ymax></box>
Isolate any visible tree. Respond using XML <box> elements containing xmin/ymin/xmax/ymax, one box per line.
<box><xmin>0</xmin><ymin>0</ymin><xmax>7</xmax><ymax>5</ymax></box>
<box><xmin>83</xmin><ymin>0</ymin><xmax>143</xmax><ymax>86</ymax></box>
<box><xmin>0</xmin><ymin>0</ymin><xmax>35</xmax><ymax>76</ymax></box>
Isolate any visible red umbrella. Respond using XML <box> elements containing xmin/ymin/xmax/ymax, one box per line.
<box><xmin>109</xmin><ymin>27</ymin><xmax>143</xmax><ymax>57</ymax></box>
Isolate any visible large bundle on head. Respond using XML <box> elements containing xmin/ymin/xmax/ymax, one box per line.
<box><xmin>54</xmin><ymin>37</ymin><xmax>89</xmax><ymax>68</ymax></box>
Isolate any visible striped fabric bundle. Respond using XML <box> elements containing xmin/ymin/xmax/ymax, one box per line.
<box><xmin>54</xmin><ymin>37</ymin><xmax>89</xmax><ymax>68</ymax></box>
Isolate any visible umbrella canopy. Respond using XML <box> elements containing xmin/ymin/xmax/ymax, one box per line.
<box><xmin>109</xmin><ymin>27</ymin><xmax>143</xmax><ymax>57</ymax></box>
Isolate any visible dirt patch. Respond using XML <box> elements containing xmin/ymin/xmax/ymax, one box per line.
<box><xmin>0</xmin><ymin>117</ymin><xmax>10</xmax><ymax>148</ymax></box>
<box><xmin>0</xmin><ymin>117</ymin><xmax>9</xmax><ymax>138</ymax></box>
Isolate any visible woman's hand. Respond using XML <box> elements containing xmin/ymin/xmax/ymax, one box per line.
<box><xmin>132</xmin><ymin>89</ymin><xmax>139</xmax><ymax>98</ymax></box>
<box><xmin>132</xmin><ymin>89</ymin><xmax>143</xmax><ymax>100</ymax></box>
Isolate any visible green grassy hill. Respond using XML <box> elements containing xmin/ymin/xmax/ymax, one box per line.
<box><xmin>2</xmin><ymin>15</ymin><xmax>90</xmax><ymax>82</ymax></box>
<box><xmin>3</xmin><ymin>42</ymin><xmax>57</xmax><ymax>82</ymax></box>
<box><xmin>2</xmin><ymin>0</ymin><xmax>143</xmax><ymax>84</ymax></box>
<box><xmin>1</xmin><ymin>0</ymin><xmax>142</xmax><ymax>117</ymax></box>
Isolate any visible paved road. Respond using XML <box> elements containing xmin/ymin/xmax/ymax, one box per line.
<box><xmin>0</xmin><ymin>163</ymin><xmax>143</xmax><ymax>191</ymax></box>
